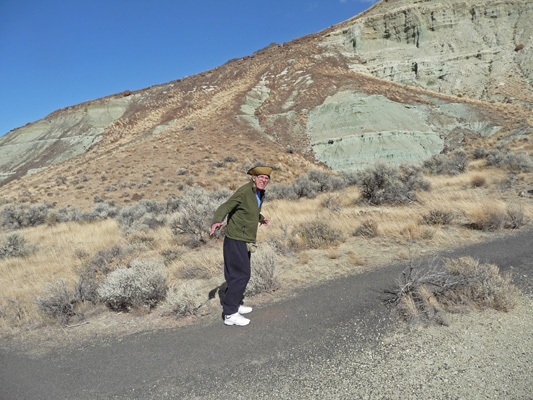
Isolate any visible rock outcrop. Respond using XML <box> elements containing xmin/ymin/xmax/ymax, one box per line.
<box><xmin>0</xmin><ymin>97</ymin><xmax>133</xmax><ymax>183</ymax></box>
<box><xmin>324</xmin><ymin>0</ymin><xmax>533</xmax><ymax>105</ymax></box>
<box><xmin>307</xmin><ymin>91</ymin><xmax>504</xmax><ymax>170</ymax></box>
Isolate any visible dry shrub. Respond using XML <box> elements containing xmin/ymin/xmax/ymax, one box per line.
<box><xmin>74</xmin><ymin>248</ymin><xmax>90</xmax><ymax>260</ymax></box>
<box><xmin>127</xmin><ymin>230</ymin><xmax>156</xmax><ymax>249</ymax></box>
<box><xmin>423</xmin><ymin>150</ymin><xmax>468</xmax><ymax>175</ymax></box>
<box><xmin>245</xmin><ymin>244</ymin><xmax>277</xmax><ymax>296</ymax></box>
<box><xmin>358</xmin><ymin>163</ymin><xmax>429</xmax><ymax>205</ymax></box>
<box><xmin>421</xmin><ymin>227</ymin><xmax>435</xmax><ymax>240</ymax></box>
<box><xmin>160</xmin><ymin>247</ymin><xmax>186</xmax><ymax>264</ymax></box>
<box><xmin>116</xmin><ymin>200</ymin><xmax>166</xmax><ymax>234</ymax></box>
<box><xmin>416</xmin><ymin>285</ymin><xmax>445</xmax><ymax>314</ymax></box>
<box><xmin>97</xmin><ymin>259</ymin><xmax>168</xmax><ymax>311</ymax></box>
<box><xmin>296</xmin><ymin>219</ymin><xmax>343</xmax><ymax>249</ymax></box>
<box><xmin>468</xmin><ymin>205</ymin><xmax>507</xmax><ymax>231</ymax></box>
<box><xmin>468</xmin><ymin>204</ymin><xmax>526</xmax><ymax>232</ymax></box>
<box><xmin>397</xmin><ymin>285</ymin><xmax>448</xmax><ymax>325</ymax></box>
<box><xmin>396</xmin><ymin>293</ymin><xmax>421</xmax><ymax>324</ymax></box>
<box><xmin>505</xmin><ymin>205</ymin><xmax>526</xmax><ymax>229</ymax></box>
<box><xmin>486</xmin><ymin>145</ymin><xmax>533</xmax><ymax>172</ymax></box>
<box><xmin>439</xmin><ymin>257</ymin><xmax>519</xmax><ymax>312</ymax></box>
<box><xmin>159</xmin><ymin>283</ymin><xmax>203</xmax><ymax>317</ymax></box>
<box><xmin>388</xmin><ymin>257</ymin><xmax>520</xmax><ymax>325</ymax></box>
<box><xmin>470</xmin><ymin>174</ymin><xmax>486</xmax><ymax>188</ymax></box>
<box><xmin>0</xmin><ymin>202</ymin><xmax>52</xmax><ymax>230</ymax></box>
<box><xmin>421</xmin><ymin>209</ymin><xmax>454</xmax><ymax>226</ymax></box>
<box><xmin>169</xmin><ymin>186</ymin><xmax>229</xmax><ymax>247</ymax></box>
<box><xmin>266</xmin><ymin>224</ymin><xmax>298</xmax><ymax>255</ymax></box>
<box><xmin>472</xmin><ymin>148</ymin><xmax>488</xmax><ymax>159</ymax></box>
<box><xmin>399</xmin><ymin>223</ymin><xmax>432</xmax><ymax>241</ymax></box>
<box><xmin>321</xmin><ymin>194</ymin><xmax>342</xmax><ymax>212</ymax></box>
<box><xmin>291</xmin><ymin>169</ymin><xmax>346</xmax><ymax>200</ymax></box>
<box><xmin>0</xmin><ymin>232</ymin><xmax>34</xmax><ymax>258</ymax></box>
<box><xmin>353</xmin><ymin>218</ymin><xmax>380</xmax><ymax>238</ymax></box>
<box><xmin>36</xmin><ymin>279</ymin><xmax>82</xmax><ymax>325</ymax></box>
<box><xmin>171</xmin><ymin>249</ymin><xmax>221</xmax><ymax>280</ymax></box>
<box><xmin>77</xmin><ymin>245</ymin><xmax>128</xmax><ymax>303</ymax></box>
<box><xmin>0</xmin><ymin>297</ymin><xmax>27</xmax><ymax>326</ymax></box>
<box><xmin>265</xmin><ymin>183</ymin><xmax>296</xmax><ymax>201</ymax></box>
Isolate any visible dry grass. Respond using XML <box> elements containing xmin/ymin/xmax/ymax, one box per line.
<box><xmin>466</xmin><ymin>201</ymin><xmax>508</xmax><ymax>231</ymax></box>
<box><xmin>1</xmin><ymin>163</ymin><xmax>532</xmax><ymax>339</ymax></box>
<box><xmin>347</xmin><ymin>250</ymin><xmax>366</xmax><ymax>266</ymax></box>
<box><xmin>169</xmin><ymin>247</ymin><xmax>223</xmax><ymax>281</ymax></box>
<box><xmin>0</xmin><ymin>221</ymin><xmax>120</xmax><ymax>305</ymax></box>
<box><xmin>0</xmin><ymin>220</ymin><xmax>122</xmax><ymax>331</ymax></box>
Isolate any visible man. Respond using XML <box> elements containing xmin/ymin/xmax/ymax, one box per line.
<box><xmin>210</xmin><ymin>166</ymin><xmax>272</xmax><ymax>326</ymax></box>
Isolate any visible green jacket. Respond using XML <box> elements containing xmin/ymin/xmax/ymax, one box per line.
<box><xmin>212</xmin><ymin>180</ymin><xmax>266</xmax><ymax>243</ymax></box>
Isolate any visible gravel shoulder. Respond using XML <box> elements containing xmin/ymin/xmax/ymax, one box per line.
<box><xmin>179</xmin><ymin>296</ymin><xmax>533</xmax><ymax>400</ymax></box>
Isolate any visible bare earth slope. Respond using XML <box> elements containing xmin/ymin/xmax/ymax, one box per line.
<box><xmin>0</xmin><ymin>0</ymin><xmax>531</xmax><ymax>209</ymax></box>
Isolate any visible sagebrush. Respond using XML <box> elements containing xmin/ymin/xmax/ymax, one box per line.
<box><xmin>36</xmin><ymin>279</ymin><xmax>81</xmax><ymax>325</ymax></box>
<box><xmin>97</xmin><ymin>259</ymin><xmax>168</xmax><ymax>311</ymax></box>
<box><xmin>169</xmin><ymin>186</ymin><xmax>230</xmax><ymax>247</ymax></box>
<box><xmin>159</xmin><ymin>283</ymin><xmax>203</xmax><ymax>317</ymax></box>
<box><xmin>245</xmin><ymin>244</ymin><xmax>278</xmax><ymax>296</ymax></box>
<box><xmin>0</xmin><ymin>232</ymin><xmax>34</xmax><ymax>258</ymax></box>
<box><xmin>357</xmin><ymin>163</ymin><xmax>429</xmax><ymax>205</ymax></box>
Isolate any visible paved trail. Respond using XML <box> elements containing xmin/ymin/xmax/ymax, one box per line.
<box><xmin>1</xmin><ymin>229</ymin><xmax>532</xmax><ymax>399</ymax></box>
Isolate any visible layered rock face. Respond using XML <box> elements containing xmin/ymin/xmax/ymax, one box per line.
<box><xmin>0</xmin><ymin>97</ymin><xmax>133</xmax><ymax>182</ymax></box>
<box><xmin>324</xmin><ymin>0</ymin><xmax>533</xmax><ymax>105</ymax></box>
<box><xmin>307</xmin><ymin>91</ymin><xmax>502</xmax><ymax>170</ymax></box>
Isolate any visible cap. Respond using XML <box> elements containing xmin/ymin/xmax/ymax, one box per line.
<box><xmin>247</xmin><ymin>166</ymin><xmax>273</xmax><ymax>177</ymax></box>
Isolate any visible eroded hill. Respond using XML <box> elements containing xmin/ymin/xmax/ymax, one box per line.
<box><xmin>0</xmin><ymin>0</ymin><xmax>531</xmax><ymax>208</ymax></box>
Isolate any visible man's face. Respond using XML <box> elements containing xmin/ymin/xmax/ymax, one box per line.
<box><xmin>253</xmin><ymin>174</ymin><xmax>270</xmax><ymax>190</ymax></box>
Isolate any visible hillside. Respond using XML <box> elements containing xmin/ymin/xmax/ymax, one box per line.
<box><xmin>0</xmin><ymin>0</ymin><xmax>531</xmax><ymax>209</ymax></box>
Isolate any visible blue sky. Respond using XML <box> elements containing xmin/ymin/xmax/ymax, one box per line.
<box><xmin>0</xmin><ymin>0</ymin><xmax>378</xmax><ymax>136</ymax></box>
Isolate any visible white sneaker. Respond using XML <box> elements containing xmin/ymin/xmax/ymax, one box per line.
<box><xmin>238</xmin><ymin>305</ymin><xmax>253</xmax><ymax>314</ymax></box>
<box><xmin>224</xmin><ymin>312</ymin><xmax>250</xmax><ymax>326</ymax></box>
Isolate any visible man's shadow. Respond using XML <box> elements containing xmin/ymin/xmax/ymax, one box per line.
<box><xmin>208</xmin><ymin>282</ymin><xmax>227</xmax><ymax>320</ymax></box>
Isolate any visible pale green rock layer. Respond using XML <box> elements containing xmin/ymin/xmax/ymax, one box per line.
<box><xmin>306</xmin><ymin>91</ymin><xmax>500</xmax><ymax>170</ymax></box>
<box><xmin>313</xmin><ymin>131</ymin><xmax>443</xmax><ymax>170</ymax></box>
<box><xmin>0</xmin><ymin>97</ymin><xmax>133</xmax><ymax>181</ymax></box>
<box><xmin>322</xmin><ymin>0</ymin><xmax>533</xmax><ymax>105</ymax></box>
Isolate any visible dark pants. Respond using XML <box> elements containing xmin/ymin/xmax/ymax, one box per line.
<box><xmin>222</xmin><ymin>237</ymin><xmax>251</xmax><ymax>315</ymax></box>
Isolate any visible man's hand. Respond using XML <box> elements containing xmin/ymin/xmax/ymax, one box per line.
<box><xmin>260</xmin><ymin>218</ymin><xmax>269</xmax><ymax>226</ymax></box>
<box><xmin>210</xmin><ymin>222</ymin><xmax>223</xmax><ymax>236</ymax></box>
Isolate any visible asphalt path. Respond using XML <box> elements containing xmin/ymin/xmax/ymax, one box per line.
<box><xmin>1</xmin><ymin>228</ymin><xmax>532</xmax><ymax>399</ymax></box>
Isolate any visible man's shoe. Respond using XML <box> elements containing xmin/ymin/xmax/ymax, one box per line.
<box><xmin>224</xmin><ymin>312</ymin><xmax>250</xmax><ymax>326</ymax></box>
<box><xmin>238</xmin><ymin>305</ymin><xmax>253</xmax><ymax>314</ymax></box>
